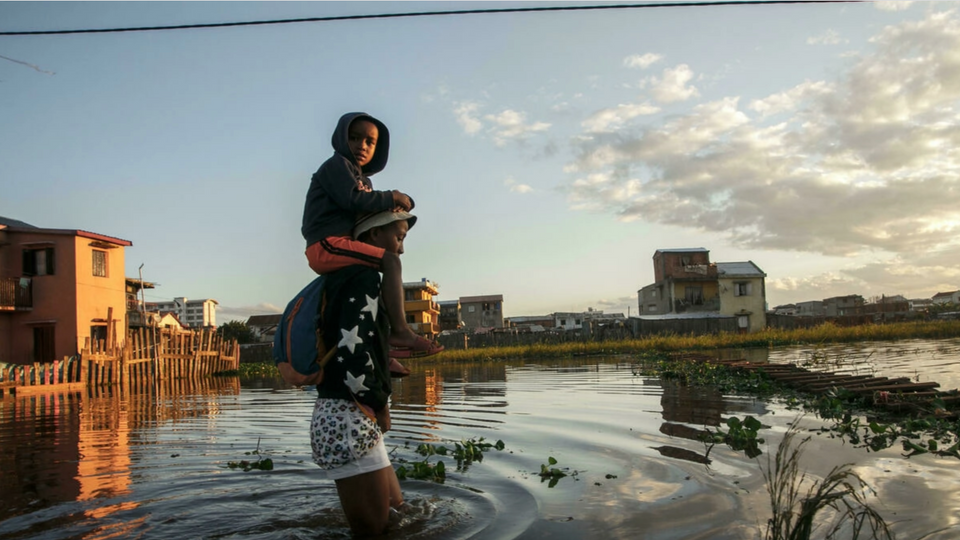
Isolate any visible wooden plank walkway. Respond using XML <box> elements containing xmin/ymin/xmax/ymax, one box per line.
<box><xmin>669</xmin><ymin>352</ymin><xmax>958</xmax><ymax>416</ymax></box>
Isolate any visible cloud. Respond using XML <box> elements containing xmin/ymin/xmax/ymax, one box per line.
<box><xmin>875</xmin><ymin>1</ymin><xmax>913</xmax><ymax>11</ymax></box>
<box><xmin>453</xmin><ymin>101</ymin><xmax>483</xmax><ymax>134</ymax></box>
<box><xmin>218</xmin><ymin>302</ymin><xmax>282</xmax><ymax>321</ymax></box>
<box><xmin>564</xmin><ymin>10</ymin><xmax>960</xmax><ymax>269</ymax></box>
<box><xmin>807</xmin><ymin>29</ymin><xmax>848</xmax><ymax>45</ymax></box>
<box><xmin>624</xmin><ymin>53</ymin><xmax>663</xmax><ymax>69</ymax></box>
<box><xmin>645</xmin><ymin>64</ymin><xmax>700</xmax><ymax>103</ymax></box>
<box><xmin>483</xmin><ymin>109</ymin><xmax>551</xmax><ymax>146</ymax></box>
<box><xmin>582</xmin><ymin>102</ymin><xmax>660</xmax><ymax>133</ymax></box>
<box><xmin>504</xmin><ymin>177</ymin><xmax>534</xmax><ymax>194</ymax></box>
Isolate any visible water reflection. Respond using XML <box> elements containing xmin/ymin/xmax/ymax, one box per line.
<box><xmin>0</xmin><ymin>378</ymin><xmax>240</xmax><ymax>524</ymax></box>
<box><xmin>2</xmin><ymin>341</ymin><xmax>960</xmax><ymax>539</ymax></box>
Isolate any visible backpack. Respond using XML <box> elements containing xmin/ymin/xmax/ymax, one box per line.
<box><xmin>273</xmin><ymin>276</ymin><xmax>336</xmax><ymax>386</ymax></box>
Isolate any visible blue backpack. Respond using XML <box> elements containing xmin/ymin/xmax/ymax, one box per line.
<box><xmin>273</xmin><ymin>276</ymin><xmax>335</xmax><ymax>386</ymax></box>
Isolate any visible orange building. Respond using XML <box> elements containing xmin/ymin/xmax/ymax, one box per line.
<box><xmin>0</xmin><ymin>217</ymin><xmax>132</xmax><ymax>364</ymax></box>
<box><xmin>403</xmin><ymin>278</ymin><xmax>440</xmax><ymax>338</ymax></box>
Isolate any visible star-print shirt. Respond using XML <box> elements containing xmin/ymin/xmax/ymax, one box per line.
<box><xmin>315</xmin><ymin>265</ymin><xmax>392</xmax><ymax>412</ymax></box>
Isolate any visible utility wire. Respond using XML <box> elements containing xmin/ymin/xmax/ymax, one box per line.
<box><xmin>0</xmin><ymin>1</ymin><xmax>864</xmax><ymax>36</ymax></box>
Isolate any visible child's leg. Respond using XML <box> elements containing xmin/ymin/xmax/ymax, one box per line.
<box><xmin>381</xmin><ymin>251</ymin><xmax>421</xmax><ymax>347</ymax></box>
<box><xmin>335</xmin><ymin>465</ymin><xmax>399</xmax><ymax>536</ymax></box>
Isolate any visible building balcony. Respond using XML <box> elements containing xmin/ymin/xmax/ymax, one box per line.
<box><xmin>0</xmin><ymin>277</ymin><xmax>33</xmax><ymax>311</ymax></box>
<box><xmin>404</xmin><ymin>299</ymin><xmax>440</xmax><ymax>313</ymax></box>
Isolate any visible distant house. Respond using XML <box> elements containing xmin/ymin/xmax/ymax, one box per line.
<box><xmin>403</xmin><ymin>278</ymin><xmax>440</xmax><ymax>338</ymax></box>
<box><xmin>1</xmin><ymin>217</ymin><xmax>132</xmax><ymax>364</ymax></box>
<box><xmin>459</xmin><ymin>294</ymin><xmax>504</xmax><ymax>329</ymax></box>
<box><xmin>772</xmin><ymin>304</ymin><xmax>798</xmax><ymax>316</ymax></box>
<box><xmin>637</xmin><ymin>249</ymin><xmax>767</xmax><ymax>332</ymax></box>
<box><xmin>909</xmin><ymin>298</ymin><xmax>933</xmax><ymax>312</ymax></box>
<box><xmin>506</xmin><ymin>315</ymin><xmax>555</xmax><ymax>329</ymax></box>
<box><xmin>932</xmin><ymin>291</ymin><xmax>960</xmax><ymax>305</ymax></box>
<box><xmin>246</xmin><ymin>314</ymin><xmax>282</xmax><ymax>342</ymax></box>
<box><xmin>717</xmin><ymin>261</ymin><xmax>767</xmax><ymax>332</ymax></box>
<box><xmin>437</xmin><ymin>300</ymin><xmax>462</xmax><ymax>332</ymax></box>
<box><xmin>146</xmin><ymin>297</ymin><xmax>219</xmax><ymax>328</ymax></box>
<box><xmin>796</xmin><ymin>300</ymin><xmax>826</xmax><ymax>317</ymax></box>
<box><xmin>823</xmin><ymin>295</ymin><xmax>864</xmax><ymax>317</ymax></box>
<box><xmin>158</xmin><ymin>312</ymin><xmax>184</xmax><ymax>330</ymax></box>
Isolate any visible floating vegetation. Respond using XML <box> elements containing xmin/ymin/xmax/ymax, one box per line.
<box><xmin>226</xmin><ymin>438</ymin><xmax>274</xmax><ymax>472</ymax></box>
<box><xmin>701</xmin><ymin>416</ymin><xmax>766</xmax><ymax>459</ymax></box>
<box><xmin>395</xmin><ymin>437</ymin><xmax>505</xmax><ymax>483</ymax></box>
<box><xmin>538</xmin><ymin>456</ymin><xmax>578</xmax><ymax>488</ymax></box>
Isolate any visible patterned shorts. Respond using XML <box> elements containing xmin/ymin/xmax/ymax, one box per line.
<box><xmin>311</xmin><ymin>398</ymin><xmax>382</xmax><ymax>470</ymax></box>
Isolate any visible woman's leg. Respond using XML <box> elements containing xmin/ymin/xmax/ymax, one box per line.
<box><xmin>335</xmin><ymin>465</ymin><xmax>402</xmax><ymax>537</ymax></box>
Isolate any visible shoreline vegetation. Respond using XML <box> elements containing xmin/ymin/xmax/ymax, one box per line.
<box><xmin>236</xmin><ymin>320</ymin><xmax>960</xmax><ymax>378</ymax></box>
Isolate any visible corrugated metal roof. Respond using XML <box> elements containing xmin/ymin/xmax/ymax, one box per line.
<box><xmin>717</xmin><ymin>261</ymin><xmax>765</xmax><ymax>277</ymax></box>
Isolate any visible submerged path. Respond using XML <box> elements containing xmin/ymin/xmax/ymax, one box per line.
<box><xmin>673</xmin><ymin>352</ymin><xmax>960</xmax><ymax>418</ymax></box>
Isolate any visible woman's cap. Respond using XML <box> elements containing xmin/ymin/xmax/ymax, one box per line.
<box><xmin>353</xmin><ymin>210</ymin><xmax>417</xmax><ymax>239</ymax></box>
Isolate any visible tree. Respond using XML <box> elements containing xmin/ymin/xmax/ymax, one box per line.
<box><xmin>218</xmin><ymin>320</ymin><xmax>256</xmax><ymax>344</ymax></box>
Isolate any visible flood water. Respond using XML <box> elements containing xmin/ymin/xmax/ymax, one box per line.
<box><xmin>2</xmin><ymin>338</ymin><xmax>960</xmax><ymax>540</ymax></box>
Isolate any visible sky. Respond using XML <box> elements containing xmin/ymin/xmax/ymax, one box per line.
<box><xmin>2</xmin><ymin>1</ymin><xmax>958</xmax><ymax>322</ymax></box>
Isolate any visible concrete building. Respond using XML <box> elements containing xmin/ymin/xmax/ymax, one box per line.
<box><xmin>823</xmin><ymin>295</ymin><xmax>864</xmax><ymax>317</ymax></box>
<box><xmin>146</xmin><ymin>297</ymin><xmax>218</xmax><ymax>328</ymax></box>
<box><xmin>932</xmin><ymin>290</ymin><xmax>960</xmax><ymax>305</ymax></box>
<box><xmin>717</xmin><ymin>262</ymin><xmax>767</xmax><ymax>333</ymax></box>
<box><xmin>795</xmin><ymin>300</ymin><xmax>826</xmax><ymax>317</ymax></box>
<box><xmin>403</xmin><ymin>278</ymin><xmax>440</xmax><ymax>338</ymax></box>
<box><xmin>1</xmin><ymin>216</ymin><xmax>132</xmax><ymax>364</ymax></box>
<box><xmin>638</xmin><ymin>248</ymin><xmax>767</xmax><ymax>332</ymax></box>
<box><xmin>437</xmin><ymin>300</ymin><xmax>462</xmax><ymax>332</ymax></box>
<box><xmin>459</xmin><ymin>294</ymin><xmax>504</xmax><ymax>329</ymax></box>
<box><xmin>246</xmin><ymin>314</ymin><xmax>282</xmax><ymax>342</ymax></box>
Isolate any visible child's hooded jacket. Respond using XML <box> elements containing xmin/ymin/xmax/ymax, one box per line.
<box><xmin>301</xmin><ymin>112</ymin><xmax>397</xmax><ymax>246</ymax></box>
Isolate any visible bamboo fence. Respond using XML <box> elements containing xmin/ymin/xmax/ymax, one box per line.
<box><xmin>0</xmin><ymin>327</ymin><xmax>239</xmax><ymax>396</ymax></box>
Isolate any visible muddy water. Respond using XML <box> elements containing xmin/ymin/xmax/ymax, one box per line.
<box><xmin>1</xmin><ymin>338</ymin><xmax>960</xmax><ymax>539</ymax></box>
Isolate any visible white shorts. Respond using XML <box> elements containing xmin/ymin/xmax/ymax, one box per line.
<box><xmin>324</xmin><ymin>439</ymin><xmax>391</xmax><ymax>480</ymax></box>
<box><xmin>311</xmin><ymin>398</ymin><xmax>390</xmax><ymax>480</ymax></box>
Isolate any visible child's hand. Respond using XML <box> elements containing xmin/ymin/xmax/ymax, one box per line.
<box><xmin>391</xmin><ymin>191</ymin><xmax>414</xmax><ymax>211</ymax></box>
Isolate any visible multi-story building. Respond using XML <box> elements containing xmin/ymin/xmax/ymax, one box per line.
<box><xmin>403</xmin><ymin>279</ymin><xmax>440</xmax><ymax>338</ymax></box>
<box><xmin>796</xmin><ymin>300</ymin><xmax>826</xmax><ymax>317</ymax></box>
<box><xmin>459</xmin><ymin>294</ymin><xmax>504</xmax><ymax>329</ymax></box>
<box><xmin>246</xmin><ymin>314</ymin><xmax>282</xmax><ymax>342</ymax></box>
<box><xmin>637</xmin><ymin>248</ymin><xmax>768</xmax><ymax>332</ymax></box>
<box><xmin>146</xmin><ymin>297</ymin><xmax>219</xmax><ymax>328</ymax></box>
<box><xmin>716</xmin><ymin>261</ymin><xmax>767</xmax><ymax>332</ymax></box>
<box><xmin>823</xmin><ymin>295</ymin><xmax>864</xmax><ymax>317</ymax></box>
<box><xmin>437</xmin><ymin>300</ymin><xmax>462</xmax><ymax>332</ymax></box>
<box><xmin>1</xmin><ymin>216</ymin><xmax>131</xmax><ymax>364</ymax></box>
<box><xmin>639</xmin><ymin>248</ymin><xmax>720</xmax><ymax>315</ymax></box>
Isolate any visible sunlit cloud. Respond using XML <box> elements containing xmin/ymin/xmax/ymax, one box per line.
<box><xmin>624</xmin><ymin>53</ymin><xmax>663</xmax><ymax>69</ymax></box>
<box><xmin>504</xmin><ymin>177</ymin><xmax>534</xmax><ymax>194</ymax></box>
<box><xmin>484</xmin><ymin>109</ymin><xmax>551</xmax><ymax>146</ymax></box>
<box><xmin>582</xmin><ymin>102</ymin><xmax>660</xmax><ymax>133</ymax></box>
<box><xmin>875</xmin><ymin>1</ymin><xmax>914</xmax><ymax>11</ymax></box>
<box><xmin>453</xmin><ymin>101</ymin><xmax>483</xmax><ymax>134</ymax></box>
<box><xmin>645</xmin><ymin>64</ymin><xmax>700</xmax><ymax>103</ymax></box>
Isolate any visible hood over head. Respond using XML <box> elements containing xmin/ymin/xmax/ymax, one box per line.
<box><xmin>331</xmin><ymin>112</ymin><xmax>390</xmax><ymax>176</ymax></box>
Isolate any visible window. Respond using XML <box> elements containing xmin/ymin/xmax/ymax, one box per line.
<box><xmin>560</xmin><ymin>319</ymin><xmax>566</xmax><ymax>326</ymax></box>
<box><xmin>482</xmin><ymin>302</ymin><xmax>491</xmax><ymax>311</ymax></box>
<box><xmin>468</xmin><ymin>305</ymin><xmax>476</xmax><ymax>313</ymax></box>
<box><xmin>90</xmin><ymin>325</ymin><xmax>108</xmax><ymax>344</ymax></box>
<box><xmin>22</xmin><ymin>248</ymin><xmax>55</xmax><ymax>276</ymax></box>
<box><xmin>575</xmin><ymin>319</ymin><xmax>581</xmax><ymax>325</ymax></box>
<box><xmin>734</xmin><ymin>282</ymin><xmax>752</xmax><ymax>296</ymax></box>
<box><xmin>406</xmin><ymin>315</ymin><xmax>415</xmax><ymax>323</ymax></box>
<box><xmin>647</xmin><ymin>304</ymin><xmax>657</xmax><ymax>311</ymax></box>
<box><xmin>93</xmin><ymin>250</ymin><xmax>108</xmax><ymax>277</ymax></box>
<box><xmin>405</xmin><ymin>290</ymin><xmax>415</xmax><ymax>301</ymax></box>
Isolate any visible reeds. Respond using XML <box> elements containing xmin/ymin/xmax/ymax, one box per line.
<box><xmin>433</xmin><ymin>320</ymin><xmax>960</xmax><ymax>363</ymax></box>
<box><xmin>762</xmin><ymin>422</ymin><xmax>893</xmax><ymax>540</ymax></box>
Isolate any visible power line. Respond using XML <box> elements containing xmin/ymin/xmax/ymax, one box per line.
<box><xmin>0</xmin><ymin>1</ymin><xmax>864</xmax><ymax>37</ymax></box>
